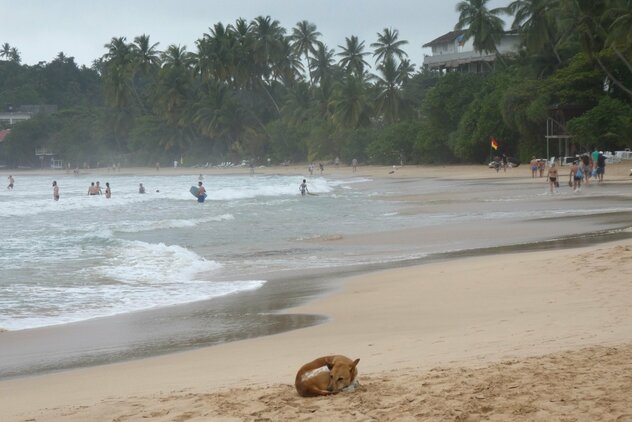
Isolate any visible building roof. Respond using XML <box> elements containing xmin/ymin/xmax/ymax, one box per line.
<box><xmin>422</xmin><ymin>30</ymin><xmax>466</xmax><ymax>48</ymax></box>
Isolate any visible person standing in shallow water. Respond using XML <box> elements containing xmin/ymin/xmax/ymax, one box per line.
<box><xmin>299</xmin><ymin>179</ymin><xmax>309</xmax><ymax>196</ymax></box>
<box><xmin>88</xmin><ymin>182</ymin><xmax>99</xmax><ymax>195</ymax></box>
<box><xmin>52</xmin><ymin>181</ymin><xmax>60</xmax><ymax>201</ymax></box>
<box><xmin>7</xmin><ymin>175</ymin><xmax>14</xmax><ymax>190</ymax></box>
<box><xmin>530</xmin><ymin>156</ymin><xmax>538</xmax><ymax>178</ymax></box>
<box><xmin>105</xmin><ymin>182</ymin><xmax>111</xmax><ymax>198</ymax></box>
<box><xmin>546</xmin><ymin>163</ymin><xmax>559</xmax><ymax>194</ymax></box>
<box><xmin>197</xmin><ymin>181</ymin><xmax>206</xmax><ymax>203</ymax></box>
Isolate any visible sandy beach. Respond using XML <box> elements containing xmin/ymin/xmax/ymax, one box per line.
<box><xmin>1</xmin><ymin>163</ymin><xmax>632</xmax><ymax>421</ymax></box>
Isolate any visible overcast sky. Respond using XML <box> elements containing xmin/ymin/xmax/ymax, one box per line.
<box><xmin>3</xmin><ymin>0</ymin><xmax>509</xmax><ymax>68</ymax></box>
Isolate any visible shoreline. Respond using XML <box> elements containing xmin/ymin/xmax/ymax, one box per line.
<box><xmin>2</xmin><ymin>160</ymin><xmax>632</xmax><ymax>181</ymax></box>
<box><xmin>1</xmin><ymin>163</ymin><xmax>632</xmax><ymax>420</ymax></box>
<box><xmin>2</xmin><ymin>223</ymin><xmax>631</xmax><ymax>380</ymax></box>
<box><xmin>1</xmin><ymin>238</ymin><xmax>632</xmax><ymax>420</ymax></box>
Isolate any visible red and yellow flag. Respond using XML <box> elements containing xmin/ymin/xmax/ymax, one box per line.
<box><xmin>490</xmin><ymin>137</ymin><xmax>498</xmax><ymax>150</ymax></box>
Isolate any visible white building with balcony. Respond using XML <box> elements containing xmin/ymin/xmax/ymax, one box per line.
<box><xmin>422</xmin><ymin>30</ymin><xmax>520</xmax><ymax>73</ymax></box>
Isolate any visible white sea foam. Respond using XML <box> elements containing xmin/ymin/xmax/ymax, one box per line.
<box><xmin>0</xmin><ymin>238</ymin><xmax>266</xmax><ymax>331</ymax></box>
<box><xmin>3</xmin><ymin>172</ymin><xmax>629</xmax><ymax>334</ymax></box>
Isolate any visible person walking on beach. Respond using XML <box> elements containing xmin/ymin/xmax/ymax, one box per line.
<box><xmin>546</xmin><ymin>163</ymin><xmax>559</xmax><ymax>194</ymax></box>
<box><xmin>52</xmin><ymin>180</ymin><xmax>60</xmax><ymax>201</ymax></box>
<box><xmin>139</xmin><ymin>183</ymin><xmax>146</xmax><ymax>194</ymax></box>
<box><xmin>105</xmin><ymin>182</ymin><xmax>111</xmax><ymax>199</ymax></box>
<box><xmin>530</xmin><ymin>156</ymin><xmax>538</xmax><ymax>178</ymax></box>
<box><xmin>569</xmin><ymin>160</ymin><xmax>583</xmax><ymax>192</ymax></box>
<box><xmin>591</xmin><ymin>147</ymin><xmax>599</xmax><ymax>172</ymax></box>
<box><xmin>581</xmin><ymin>154</ymin><xmax>591</xmax><ymax>186</ymax></box>
<box><xmin>299</xmin><ymin>179</ymin><xmax>309</xmax><ymax>196</ymax></box>
<box><xmin>352</xmin><ymin>158</ymin><xmax>358</xmax><ymax>172</ymax></box>
<box><xmin>319</xmin><ymin>162</ymin><xmax>324</xmax><ymax>175</ymax></box>
<box><xmin>7</xmin><ymin>175</ymin><xmax>14</xmax><ymax>190</ymax></box>
<box><xmin>197</xmin><ymin>181</ymin><xmax>206</xmax><ymax>203</ymax></box>
<box><xmin>596</xmin><ymin>152</ymin><xmax>606</xmax><ymax>183</ymax></box>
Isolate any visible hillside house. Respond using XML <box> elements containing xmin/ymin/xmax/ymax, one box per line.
<box><xmin>422</xmin><ymin>30</ymin><xmax>520</xmax><ymax>73</ymax></box>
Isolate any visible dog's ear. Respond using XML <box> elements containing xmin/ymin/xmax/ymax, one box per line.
<box><xmin>352</xmin><ymin>358</ymin><xmax>360</xmax><ymax>368</ymax></box>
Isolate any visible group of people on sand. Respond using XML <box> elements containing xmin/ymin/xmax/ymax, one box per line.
<box><xmin>544</xmin><ymin>148</ymin><xmax>607</xmax><ymax>194</ymax></box>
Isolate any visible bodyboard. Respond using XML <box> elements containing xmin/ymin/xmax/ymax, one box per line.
<box><xmin>190</xmin><ymin>186</ymin><xmax>199</xmax><ymax>197</ymax></box>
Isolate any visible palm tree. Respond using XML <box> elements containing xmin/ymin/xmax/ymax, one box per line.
<box><xmin>1</xmin><ymin>43</ymin><xmax>11</xmax><ymax>60</ymax></box>
<box><xmin>130</xmin><ymin>34</ymin><xmax>161</xmax><ymax>114</ymax></box>
<box><xmin>289</xmin><ymin>20</ymin><xmax>322</xmax><ymax>84</ymax></box>
<box><xmin>337</xmin><ymin>35</ymin><xmax>371</xmax><ymax>76</ymax></box>
<box><xmin>310</xmin><ymin>42</ymin><xmax>336</xmax><ymax>85</ymax></box>
<box><xmin>281</xmin><ymin>81</ymin><xmax>314</xmax><ymax>125</ymax></box>
<box><xmin>102</xmin><ymin>37</ymin><xmax>134</xmax><ymax>109</ymax></box>
<box><xmin>132</xmin><ymin>34</ymin><xmax>161</xmax><ymax>75</ymax></box>
<box><xmin>157</xmin><ymin>44</ymin><xmax>195</xmax><ymax>125</ymax></box>
<box><xmin>231</xmin><ymin>18</ymin><xmax>257</xmax><ymax>88</ymax></box>
<box><xmin>102</xmin><ymin>37</ymin><xmax>135</xmax><ymax>150</ymax></box>
<box><xmin>397</xmin><ymin>59</ymin><xmax>416</xmax><ymax>85</ymax></box>
<box><xmin>605</xmin><ymin>0</ymin><xmax>632</xmax><ymax>74</ymax></box>
<box><xmin>372</xmin><ymin>56</ymin><xmax>402</xmax><ymax>124</ymax></box>
<box><xmin>196</xmin><ymin>23</ymin><xmax>235</xmax><ymax>83</ymax></box>
<box><xmin>251</xmin><ymin>15</ymin><xmax>286</xmax><ymax>82</ymax></box>
<box><xmin>560</xmin><ymin>0</ymin><xmax>632</xmax><ymax>96</ymax></box>
<box><xmin>9</xmin><ymin>47</ymin><xmax>21</xmax><ymax>63</ymax></box>
<box><xmin>370</xmin><ymin>28</ymin><xmax>409</xmax><ymax>64</ymax></box>
<box><xmin>455</xmin><ymin>0</ymin><xmax>507</xmax><ymax>65</ymax></box>
<box><xmin>331</xmin><ymin>73</ymin><xmax>371</xmax><ymax>128</ymax></box>
<box><xmin>272</xmin><ymin>37</ymin><xmax>304</xmax><ymax>86</ymax></box>
<box><xmin>506</xmin><ymin>0</ymin><xmax>562</xmax><ymax>63</ymax></box>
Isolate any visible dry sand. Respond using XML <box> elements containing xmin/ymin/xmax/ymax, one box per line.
<box><xmin>1</xmin><ymin>163</ymin><xmax>632</xmax><ymax>421</ymax></box>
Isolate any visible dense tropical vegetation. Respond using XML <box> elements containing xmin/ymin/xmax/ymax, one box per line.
<box><xmin>1</xmin><ymin>0</ymin><xmax>631</xmax><ymax>168</ymax></box>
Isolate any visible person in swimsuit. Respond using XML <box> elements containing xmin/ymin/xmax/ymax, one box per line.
<box><xmin>197</xmin><ymin>181</ymin><xmax>206</xmax><ymax>203</ymax></box>
<box><xmin>7</xmin><ymin>175</ymin><xmax>14</xmax><ymax>190</ymax></box>
<box><xmin>139</xmin><ymin>183</ymin><xmax>146</xmax><ymax>194</ymax></box>
<box><xmin>546</xmin><ymin>163</ymin><xmax>559</xmax><ymax>194</ymax></box>
<box><xmin>530</xmin><ymin>156</ymin><xmax>538</xmax><ymax>178</ymax></box>
<box><xmin>299</xmin><ymin>179</ymin><xmax>309</xmax><ymax>196</ymax></box>
<box><xmin>105</xmin><ymin>182</ymin><xmax>111</xmax><ymax>198</ymax></box>
<box><xmin>52</xmin><ymin>180</ymin><xmax>60</xmax><ymax>201</ymax></box>
<box><xmin>88</xmin><ymin>182</ymin><xmax>99</xmax><ymax>195</ymax></box>
<box><xmin>569</xmin><ymin>161</ymin><xmax>582</xmax><ymax>192</ymax></box>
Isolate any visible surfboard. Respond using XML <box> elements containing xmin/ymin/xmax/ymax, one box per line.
<box><xmin>190</xmin><ymin>186</ymin><xmax>199</xmax><ymax>197</ymax></box>
<box><xmin>307</xmin><ymin>192</ymin><xmax>318</xmax><ymax>196</ymax></box>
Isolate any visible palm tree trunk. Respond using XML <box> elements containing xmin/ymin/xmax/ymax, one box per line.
<box><xmin>613</xmin><ymin>47</ymin><xmax>632</xmax><ymax>75</ymax></box>
<box><xmin>546</xmin><ymin>27</ymin><xmax>562</xmax><ymax>65</ymax></box>
<box><xmin>594</xmin><ymin>54</ymin><xmax>632</xmax><ymax>97</ymax></box>
<box><xmin>258</xmin><ymin>80</ymin><xmax>281</xmax><ymax>115</ymax></box>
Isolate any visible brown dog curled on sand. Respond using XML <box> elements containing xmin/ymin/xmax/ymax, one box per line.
<box><xmin>295</xmin><ymin>355</ymin><xmax>360</xmax><ymax>397</ymax></box>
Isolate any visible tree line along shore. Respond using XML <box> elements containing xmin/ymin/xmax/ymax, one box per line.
<box><xmin>1</xmin><ymin>1</ymin><xmax>631</xmax><ymax>171</ymax></box>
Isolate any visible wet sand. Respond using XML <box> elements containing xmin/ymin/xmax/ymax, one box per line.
<box><xmin>1</xmin><ymin>163</ymin><xmax>632</xmax><ymax>420</ymax></box>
